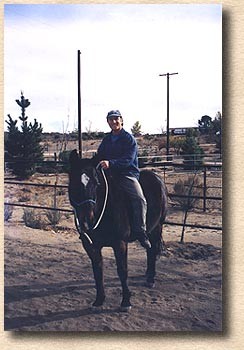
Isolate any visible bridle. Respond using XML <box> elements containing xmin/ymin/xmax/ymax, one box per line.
<box><xmin>70</xmin><ymin>198</ymin><xmax>96</xmax><ymax>208</ymax></box>
<box><xmin>72</xmin><ymin>164</ymin><xmax>109</xmax><ymax>245</ymax></box>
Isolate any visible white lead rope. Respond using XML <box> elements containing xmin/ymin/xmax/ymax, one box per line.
<box><xmin>92</xmin><ymin>165</ymin><xmax>109</xmax><ymax>230</ymax></box>
<box><xmin>74</xmin><ymin>209</ymin><xmax>93</xmax><ymax>245</ymax></box>
<box><xmin>74</xmin><ymin>165</ymin><xmax>109</xmax><ymax>245</ymax></box>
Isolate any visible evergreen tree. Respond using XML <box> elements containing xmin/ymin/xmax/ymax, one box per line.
<box><xmin>5</xmin><ymin>93</ymin><xmax>44</xmax><ymax>178</ymax></box>
<box><xmin>131</xmin><ymin>121</ymin><xmax>142</xmax><ymax>137</ymax></box>
<box><xmin>211</xmin><ymin>111</ymin><xmax>222</xmax><ymax>154</ymax></box>
<box><xmin>181</xmin><ymin>129</ymin><xmax>204</xmax><ymax>169</ymax></box>
<box><xmin>198</xmin><ymin>115</ymin><xmax>212</xmax><ymax>134</ymax></box>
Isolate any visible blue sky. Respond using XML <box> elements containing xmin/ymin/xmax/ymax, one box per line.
<box><xmin>4</xmin><ymin>4</ymin><xmax>222</xmax><ymax>134</ymax></box>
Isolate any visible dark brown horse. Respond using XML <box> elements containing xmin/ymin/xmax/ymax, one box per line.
<box><xmin>68</xmin><ymin>149</ymin><xmax>167</xmax><ymax>311</ymax></box>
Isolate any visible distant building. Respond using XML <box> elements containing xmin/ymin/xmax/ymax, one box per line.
<box><xmin>170</xmin><ymin>127</ymin><xmax>198</xmax><ymax>135</ymax></box>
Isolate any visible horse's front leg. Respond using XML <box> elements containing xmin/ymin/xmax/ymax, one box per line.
<box><xmin>113</xmin><ymin>241</ymin><xmax>132</xmax><ymax>312</ymax></box>
<box><xmin>85</xmin><ymin>244</ymin><xmax>105</xmax><ymax>307</ymax></box>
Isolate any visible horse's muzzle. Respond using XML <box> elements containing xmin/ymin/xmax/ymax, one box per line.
<box><xmin>76</xmin><ymin>208</ymin><xmax>95</xmax><ymax>232</ymax></box>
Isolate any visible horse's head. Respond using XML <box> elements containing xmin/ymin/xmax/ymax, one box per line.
<box><xmin>68</xmin><ymin>150</ymin><xmax>101</xmax><ymax>232</ymax></box>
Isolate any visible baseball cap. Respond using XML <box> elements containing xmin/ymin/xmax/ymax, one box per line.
<box><xmin>106</xmin><ymin>110</ymin><xmax>122</xmax><ymax>118</ymax></box>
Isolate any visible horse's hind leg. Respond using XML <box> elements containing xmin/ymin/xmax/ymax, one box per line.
<box><xmin>146</xmin><ymin>224</ymin><xmax>163</xmax><ymax>288</ymax></box>
<box><xmin>113</xmin><ymin>241</ymin><xmax>132</xmax><ymax>311</ymax></box>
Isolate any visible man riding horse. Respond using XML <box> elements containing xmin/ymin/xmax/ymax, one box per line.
<box><xmin>97</xmin><ymin>109</ymin><xmax>151</xmax><ymax>250</ymax></box>
<box><xmin>68</xmin><ymin>110</ymin><xmax>167</xmax><ymax>309</ymax></box>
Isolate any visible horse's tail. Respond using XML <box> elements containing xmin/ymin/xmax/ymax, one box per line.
<box><xmin>158</xmin><ymin>178</ymin><xmax>168</xmax><ymax>255</ymax></box>
<box><xmin>160</xmin><ymin>178</ymin><xmax>168</xmax><ymax>225</ymax></box>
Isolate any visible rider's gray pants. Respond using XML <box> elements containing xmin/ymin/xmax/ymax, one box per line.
<box><xmin>119</xmin><ymin>175</ymin><xmax>147</xmax><ymax>235</ymax></box>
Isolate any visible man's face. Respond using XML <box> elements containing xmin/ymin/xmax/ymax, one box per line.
<box><xmin>107</xmin><ymin>116</ymin><xmax>123</xmax><ymax>133</ymax></box>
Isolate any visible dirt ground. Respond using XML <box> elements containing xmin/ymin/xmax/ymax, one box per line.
<box><xmin>4</xmin><ymin>167</ymin><xmax>222</xmax><ymax>332</ymax></box>
<box><xmin>4</xmin><ymin>215</ymin><xmax>222</xmax><ymax>332</ymax></box>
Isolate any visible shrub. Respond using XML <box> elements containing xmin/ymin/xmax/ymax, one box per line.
<box><xmin>23</xmin><ymin>208</ymin><xmax>46</xmax><ymax>229</ymax></box>
<box><xmin>45</xmin><ymin>209</ymin><xmax>62</xmax><ymax>227</ymax></box>
<box><xmin>37</xmin><ymin>163</ymin><xmax>60</xmax><ymax>174</ymax></box>
<box><xmin>19</xmin><ymin>194</ymin><xmax>30</xmax><ymax>202</ymax></box>
<box><xmin>44</xmin><ymin>194</ymin><xmax>63</xmax><ymax>228</ymax></box>
<box><xmin>138</xmin><ymin>149</ymin><xmax>149</xmax><ymax>167</ymax></box>
<box><xmin>58</xmin><ymin>150</ymin><xmax>71</xmax><ymax>173</ymax></box>
<box><xmin>173</xmin><ymin>175</ymin><xmax>203</xmax><ymax>209</ymax></box>
<box><xmin>57</xmin><ymin>188</ymin><xmax>66</xmax><ymax>196</ymax></box>
<box><xmin>4</xmin><ymin>204</ymin><xmax>13</xmax><ymax>222</ymax></box>
<box><xmin>151</xmin><ymin>156</ymin><xmax>162</xmax><ymax>163</ymax></box>
<box><xmin>170</xmin><ymin>136</ymin><xmax>185</xmax><ymax>155</ymax></box>
<box><xmin>63</xmin><ymin>212</ymin><xmax>72</xmax><ymax>220</ymax></box>
<box><xmin>144</xmin><ymin>133</ymin><xmax>154</xmax><ymax>141</ymax></box>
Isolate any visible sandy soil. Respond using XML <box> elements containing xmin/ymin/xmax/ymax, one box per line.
<box><xmin>4</xmin><ymin>218</ymin><xmax>222</xmax><ymax>332</ymax></box>
<box><xmin>4</xmin><ymin>167</ymin><xmax>222</xmax><ymax>332</ymax></box>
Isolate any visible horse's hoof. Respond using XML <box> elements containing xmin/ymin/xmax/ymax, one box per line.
<box><xmin>89</xmin><ymin>305</ymin><xmax>103</xmax><ymax>314</ymax></box>
<box><xmin>92</xmin><ymin>302</ymin><xmax>104</xmax><ymax>308</ymax></box>
<box><xmin>119</xmin><ymin>305</ymin><xmax>132</xmax><ymax>312</ymax></box>
<box><xmin>145</xmin><ymin>281</ymin><xmax>155</xmax><ymax>289</ymax></box>
<box><xmin>90</xmin><ymin>304</ymin><xmax>104</xmax><ymax>312</ymax></box>
<box><xmin>92</xmin><ymin>296</ymin><xmax>105</xmax><ymax>308</ymax></box>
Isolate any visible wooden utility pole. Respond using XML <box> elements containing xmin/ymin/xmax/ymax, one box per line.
<box><xmin>77</xmin><ymin>50</ymin><xmax>82</xmax><ymax>158</ymax></box>
<box><xmin>159</xmin><ymin>72</ymin><xmax>178</xmax><ymax>159</ymax></box>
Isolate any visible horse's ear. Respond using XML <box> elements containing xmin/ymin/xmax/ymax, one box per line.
<box><xmin>69</xmin><ymin>149</ymin><xmax>79</xmax><ymax>166</ymax></box>
<box><xmin>69</xmin><ymin>149</ymin><xmax>96</xmax><ymax>169</ymax></box>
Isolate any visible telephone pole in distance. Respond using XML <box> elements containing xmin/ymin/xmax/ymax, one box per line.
<box><xmin>159</xmin><ymin>72</ymin><xmax>178</xmax><ymax>159</ymax></box>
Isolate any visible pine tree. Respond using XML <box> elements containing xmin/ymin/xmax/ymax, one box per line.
<box><xmin>131</xmin><ymin>121</ymin><xmax>142</xmax><ymax>137</ymax></box>
<box><xmin>181</xmin><ymin>128</ymin><xmax>204</xmax><ymax>169</ymax></box>
<box><xmin>211</xmin><ymin>111</ymin><xmax>222</xmax><ymax>154</ymax></box>
<box><xmin>5</xmin><ymin>93</ymin><xmax>44</xmax><ymax>178</ymax></box>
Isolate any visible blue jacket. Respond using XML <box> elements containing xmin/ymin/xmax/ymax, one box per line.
<box><xmin>97</xmin><ymin>129</ymin><xmax>140</xmax><ymax>179</ymax></box>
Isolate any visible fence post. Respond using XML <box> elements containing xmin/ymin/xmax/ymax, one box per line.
<box><xmin>203</xmin><ymin>166</ymin><xmax>207</xmax><ymax>212</ymax></box>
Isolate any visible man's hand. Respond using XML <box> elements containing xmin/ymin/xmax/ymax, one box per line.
<box><xmin>99</xmin><ymin>160</ymin><xmax>110</xmax><ymax>169</ymax></box>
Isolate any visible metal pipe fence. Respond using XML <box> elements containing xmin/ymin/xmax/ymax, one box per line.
<box><xmin>4</xmin><ymin>161</ymin><xmax>222</xmax><ymax>231</ymax></box>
